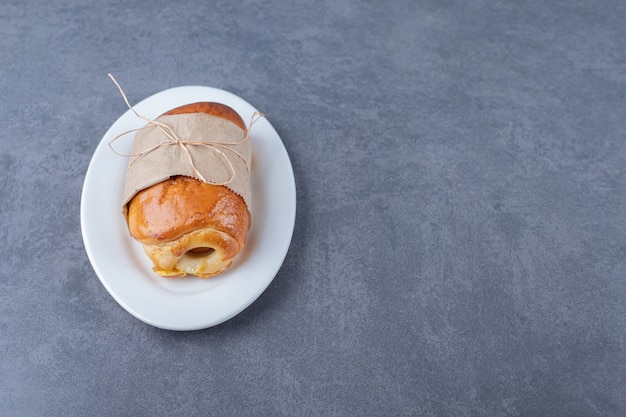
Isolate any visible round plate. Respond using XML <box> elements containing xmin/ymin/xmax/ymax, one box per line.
<box><xmin>80</xmin><ymin>85</ymin><xmax>296</xmax><ymax>331</ymax></box>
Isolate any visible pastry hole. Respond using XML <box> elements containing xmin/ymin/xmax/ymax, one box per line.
<box><xmin>186</xmin><ymin>247</ymin><xmax>215</xmax><ymax>258</ymax></box>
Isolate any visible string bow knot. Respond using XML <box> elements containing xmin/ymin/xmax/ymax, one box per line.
<box><xmin>107</xmin><ymin>73</ymin><xmax>263</xmax><ymax>185</ymax></box>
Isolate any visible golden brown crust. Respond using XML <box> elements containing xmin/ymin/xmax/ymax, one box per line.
<box><xmin>125</xmin><ymin>102</ymin><xmax>251</xmax><ymax>278</ymax></box>
<box><xmin>127</xmin><ymin>176</ymin><xmax>250</xmax><ymax>246</ymax></box>
<box><xmin>163</xmin><ymin>102</ymin><xmax>247</xmax><ymax>130</ymax></box>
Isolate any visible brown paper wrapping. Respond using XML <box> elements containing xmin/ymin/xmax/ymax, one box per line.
<box><xmin>121</xmin><ymin>112</ymin><xmax>252</xmax><ymax>218</ymax></box>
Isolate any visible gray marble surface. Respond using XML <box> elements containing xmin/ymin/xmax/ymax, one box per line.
<box><xmin>1</xmin><ymin>0</ymin><xmax>625</xmax><ymax>415</ymax></box>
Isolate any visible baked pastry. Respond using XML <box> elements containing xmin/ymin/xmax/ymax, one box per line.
<box><xmin>125</xmin><ymin>102</ymin><xmax>251</xmax><ymax>278</ymax></box>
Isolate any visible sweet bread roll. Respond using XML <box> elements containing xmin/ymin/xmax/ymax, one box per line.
<box><xmin>126</xmin><ymin>102</ymin><xmax>251</xmax><ymax>278</ymax></box>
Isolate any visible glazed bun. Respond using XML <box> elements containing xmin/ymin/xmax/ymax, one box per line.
<box><xmin>126</xmin><ymin>102</ymin><xmax>251</xmax><ymax>278</ymax></box>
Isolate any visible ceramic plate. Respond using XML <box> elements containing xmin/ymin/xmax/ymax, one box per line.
<box><xmin>80</xmin><ymin>85</ymin><xmax>296</xmax><ymax>331</ymax></box>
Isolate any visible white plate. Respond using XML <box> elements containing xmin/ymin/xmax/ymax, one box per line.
<box><xmin>80</xmin><ymin>85</ymin><xmax>296</xmax><ymax>331</ymax></box>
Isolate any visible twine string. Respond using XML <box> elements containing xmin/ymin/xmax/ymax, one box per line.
<box><xmin>107</xmin><ymin>73</ymin><xmax>263</xmax><ymax>185</ymax></box>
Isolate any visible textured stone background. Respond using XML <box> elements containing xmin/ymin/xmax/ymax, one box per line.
<box><xmin>1</xmin><ymin>0</ymin><xmax>625</xmax><ymax>416</ymax></box>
